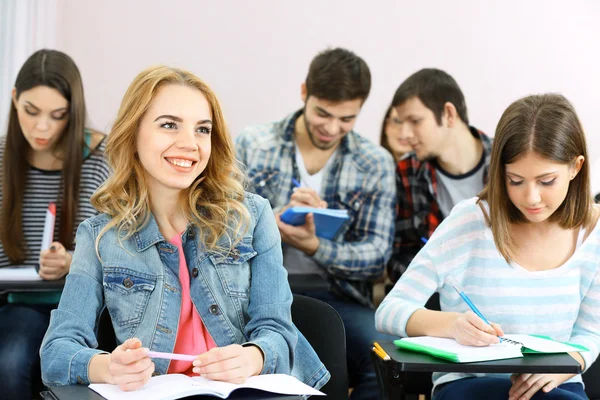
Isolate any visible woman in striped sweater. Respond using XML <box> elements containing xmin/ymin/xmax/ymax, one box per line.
<box><xmin>376</xmin><ymin>93</ymin><xmax>600</xmax><ymax>400</ymax></box>
<box><xmin>0</xmin><ymin>49</ymin><xmax>110</xmax><ymax>399</ymax></box>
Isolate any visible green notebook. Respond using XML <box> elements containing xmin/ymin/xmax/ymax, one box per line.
<box><xmin>394</xmin><ymin>334</ymin><xmax>588</xmax><ymax>363</ymax></box>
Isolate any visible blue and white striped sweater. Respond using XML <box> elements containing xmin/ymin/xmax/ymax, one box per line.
<box><xmin>376</xmin><ymin>197</ymin><xmax>600</xmax><ymax>388</ymax></box>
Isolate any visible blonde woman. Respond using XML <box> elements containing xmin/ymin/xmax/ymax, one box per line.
<box><xmin>40</xmin><ymin>66</ymin><xmax>329</xmax><ymax>391</ymax></box>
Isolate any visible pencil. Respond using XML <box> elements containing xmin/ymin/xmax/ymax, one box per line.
<box><xmin>372</xmin><ymin>347</ymin><xmax>390</xmax><ymax>361</ymax></box>
<box><xmin>372</xmin><ymin>342</ymin><xmax>391</xmax><ymax>361</ymax></box>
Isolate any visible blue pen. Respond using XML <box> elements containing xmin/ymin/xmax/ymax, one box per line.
<box><xmin>449</xmin><ymin>278</ymin><xmax>502</xmax><ymax>342</ymax></box>
<box><xmin>292</xmin><ymin>178</ymin><xmax>302</xmax><ymax>188</ymax></box>
<box><xmin>421</xmin><ymin>237</ymin><xmax>428</xmax><ymax>244</ymax></box>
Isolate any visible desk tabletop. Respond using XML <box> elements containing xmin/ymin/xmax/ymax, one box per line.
<box><xmin>43</xmin><ymin>385</ymin><xmax>305</xmax><ymax>400</ymax></box>
<box><xmin>0</xmin><ymin>278</ymin><xmax>65</xmax><ymax>294</ymax></box>
<box><xmin>379</xmin><ymin>341</ymin><xmax>582</xmax><ymax>374</ymax></box>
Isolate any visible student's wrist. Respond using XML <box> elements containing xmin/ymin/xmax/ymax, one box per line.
<box><xmin>445</xmin><ymin>312</ymin><xmax>464</xmax><ymax>338</ymax></box>
<box><xmin>243</xmin><ymin>345</ymin><xmax>265</xmax><ymax>376</ymax></box>
<box><xmin>301</xmin><ymin>237</ymin><xmax>320</xmax><ymax>256</ymax></box>
<box><xmin>89</xmin><ymin>353</ymin><xmax>113</xmax><ymax>384</ymax></box>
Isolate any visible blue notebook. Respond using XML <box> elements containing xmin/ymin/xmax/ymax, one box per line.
<box><xmin>280</xmin><ymin>207</ymin><xmax>349</xmax><ymax>239</ymax></box>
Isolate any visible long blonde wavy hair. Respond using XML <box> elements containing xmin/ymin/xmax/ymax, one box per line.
<box><xmin>92</xmin><ymin>65</ymin><xmax>249</xmax><ymax>255</ymax></box>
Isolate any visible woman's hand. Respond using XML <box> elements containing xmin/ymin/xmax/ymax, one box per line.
<box><xmin>509</xmin><ymin>352</ymin><xmax>584</xmax><ymax>400</ymax></box>
<box><xmin>508</xmin><ymin>373</ymin><xmax>575</xmax><ymax>400</ymax></box>
<box><xmin>39</xmin><ymin>241</ymin><xmax>72</xmax><ymax>280</ymax></box>
<box><xmin>452</xmin><ymin>310</ymin><xmax>504</xmax><ymax>346</ymax></box>
<box><xmin>192</xmin><ymin>344</ymin><xmax>264</xmax><ymax>384</ymax></box>
<box><xmin>106</xmin><ymin>338</ymin><xmax>155</xmax><ymax>391</ymax></box>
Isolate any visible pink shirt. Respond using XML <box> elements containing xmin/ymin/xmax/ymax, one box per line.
<box><xmin>167</xmin><ymin>234</ymin><xmax>217</xmax><ymax>376</ymax></box>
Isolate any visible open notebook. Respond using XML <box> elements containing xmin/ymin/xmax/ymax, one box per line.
<box><xmin>394</xmin><ymin>334</ymin><xmax>588</xmax><ymax>363</ymax></box>
<box><xmin>89</xmin><ymin>373</ymin><xmax>324</xmax><ymax>400</ymax></box>
<box><xmin>280</xmin><ymin>206</ymin><xmax>349</xmax><ymax>239</ymax></box>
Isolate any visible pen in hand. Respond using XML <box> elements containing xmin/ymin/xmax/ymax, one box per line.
<box><xmin>448</xmin><ymin>277</ymin><xmax>503</xmax><ymax>343</ymax></box>
<box><xmin>292</xmin><ymin>178</ymin><xmax>302</xmax><ymax>188</ymax></box>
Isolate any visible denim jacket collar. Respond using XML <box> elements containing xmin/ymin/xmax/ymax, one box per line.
<box><xmin>133</xmin><ymin>214</ymin><xmax>197</xmax><ymax>253</ymax></box>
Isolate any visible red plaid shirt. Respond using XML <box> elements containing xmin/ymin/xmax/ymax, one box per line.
<box><xmin>387</xmin><ymin>127</ymin><xmax>492</xmax><ymax>282</ymax></box>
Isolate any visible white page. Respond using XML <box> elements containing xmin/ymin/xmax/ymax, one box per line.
<box><xmin>90</xmin><ymin>373</ymin><xmax>324</xmax><ymax>400</ymax></box>
<box><xmin>401</xmin><ymin>336</ymin><xmax>523</xmax><ymax>362</ymax></box>
<box><xmin>0</xmin><ymin>266</ymin><xmax>41</xmax><ymax>281</ymax></box>
<box><xmin>227</xmin><ymin>374</ymin><xmax>324</xmax><ymax>396</ymax></box>
<box><xmin>504</xmin><ymin>334</ymin><xmax>585</xmax><ymax>353</ymax></box>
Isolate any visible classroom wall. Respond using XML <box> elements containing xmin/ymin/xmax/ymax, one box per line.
<box><xmin>23</xmin><ymin>0</ymin><xmax>600</xmax><ymax>191</ymax></box>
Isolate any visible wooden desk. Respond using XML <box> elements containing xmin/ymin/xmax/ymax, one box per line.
<box><xmin>372</xmin><ymin>341</ymin><xmax>582</xmax><ymax>400</ymax></box>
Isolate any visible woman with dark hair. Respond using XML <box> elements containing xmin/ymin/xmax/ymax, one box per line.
<box><xmin>0</xmin><ymin>49</ymin><xmax>110</xmax><ymax>398</ymax></box>
<box><xmin>379</xmin><ymin>105</ymin><xmax>412</xmax><ymax>161</ymax></box>
<box><xmin>376</xmin><ymin>94</ymin><xmax>600</xmax><ymax>400</ymax></box>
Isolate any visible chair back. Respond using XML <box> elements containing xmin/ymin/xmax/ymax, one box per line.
<box><xmin>291</xmin><ymin>294</ymin><xmax>348</xmax><ymax>400</ymax></box>
<box><xmin>583</xmin><ymin>360</ymin><xmax>600</xmax><ymax>399</ymax></box>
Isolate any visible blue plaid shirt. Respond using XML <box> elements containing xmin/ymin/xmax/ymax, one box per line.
<box><xmin>235</xmin><ymin>110</ymin><xmax>397</xmax><ymax>307</ymax></box>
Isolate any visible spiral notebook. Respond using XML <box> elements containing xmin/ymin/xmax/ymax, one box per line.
<box><xmin>394</xmin><ymin>334</ymin><xmax>588</xmax><ymax>363</ymax></box>
<box><xmin>280</xmin><ymin>207</ymin><xmax>349</xmax><ymax>239</ymax></box>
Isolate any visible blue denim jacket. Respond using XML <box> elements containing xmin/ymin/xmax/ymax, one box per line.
<box><xmin>40</xmin><ymin>193</ymin><xmax>330</xmax><ymax>389</ymax></box>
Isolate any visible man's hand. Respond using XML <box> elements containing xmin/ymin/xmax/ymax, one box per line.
<box><xmin>284</xmin><ymin>187</ymin><xmax>327</xmax><ymax>210</ymax></box>
<box><xmin>275</xmin><ymin>212</ymin><xmax>320</xmax><ymax>256</ymax></box>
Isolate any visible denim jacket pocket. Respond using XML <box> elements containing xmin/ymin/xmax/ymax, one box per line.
<box><xmin>210</xmin><ymin>237</ymin><xmax>257</xmax><ymax>299</ymax></box>
<box><xmin>103</xmin><ymin>267</ymin><xmax>157</xmax><ymax>328</ymax></box>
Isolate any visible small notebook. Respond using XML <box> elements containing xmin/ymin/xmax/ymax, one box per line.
<box><xmin>280</xmin><ymin>207</ymin><xmax>349</xmax><ymax>239</ymax></box>
<box><xmin>394</xmin><ymin>334</ymin><xmax>588</xmax><ymax>363</ymax></box>
<box><xmin>0</xmin><ymin>266</ymin><xmax>42</xmax><ymax>281</ymax></box>
<box><xmin>89</xmin><ymin>373</ymin><xmax>324</xmax><ymax>400</ymax></box>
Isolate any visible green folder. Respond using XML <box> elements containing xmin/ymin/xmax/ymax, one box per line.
<box><xmin>394</xmin><ymin>334</ymin><xmax>588</xmax><ymax>363</ymax></box>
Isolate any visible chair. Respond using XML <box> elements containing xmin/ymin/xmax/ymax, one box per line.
<box><xmin>97</xmin><ymin>307</ymin><xmax>117</xmax><ymax>352</ymax></box>
<box><xmin>583</xmin><ymin>360</ymin><xmax>600</xmax><ymax>400</ymax></box>
<box><xmin>291</xmin><ymin>294</ymin><xmax>348</xmax><ymax>400</ymax></box>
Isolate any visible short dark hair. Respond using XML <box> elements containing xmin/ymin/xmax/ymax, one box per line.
<box><xmin>392</xmin><ymin>68</ymin><xmax>468</xmax><ymax>125</ymax></box>
<box><xmin>305</xmin><ymin>48</ymin><xmax>371</xmax><ymax>102</ymax></box>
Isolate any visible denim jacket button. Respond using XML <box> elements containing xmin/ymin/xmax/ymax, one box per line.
<box><xmin>123</xmin><ymin>277</ymin><xmax>134</xmax><ymax>288</ymax></box>
<box><xmin>192</xmin><ymin>268</ymin><xmax>199</xmax><ymax>278</ymax></box>
<box><xmin>209</xmin><ymin>304</ymin><xmax>220</xmax><ymax>315</ymax></box>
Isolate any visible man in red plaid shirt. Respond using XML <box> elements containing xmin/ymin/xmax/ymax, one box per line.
<box><xmin>387</xmin><ymin>68</ymin><xmax>493</xmax><ymax>283</ymax></box>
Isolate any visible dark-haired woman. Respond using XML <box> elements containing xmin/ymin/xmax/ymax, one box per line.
<box><xmin>376</xmin><ymin>94</ymin><xmax>600</xmax><ymax>400</ymax></box>
<box><xmin>0</xmin><ymin>49</ymin><xmax>110</xmax><ymax>399</ymax></box>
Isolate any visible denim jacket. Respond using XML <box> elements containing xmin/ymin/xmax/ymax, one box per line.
<box><xmin>40</xmin><ymin>193</ymin><xmax>330</xmax><ymax>389</ymax></box>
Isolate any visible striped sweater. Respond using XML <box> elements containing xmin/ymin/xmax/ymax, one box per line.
<box><xmin>0</xmin><ymin>134</ymin><xmax>110</xmax><ymax>268</ymax></box>
<box><xmin>375</xmin><ymin>197</ymin><xmax>600</xmax><ymax>388</ymax></box>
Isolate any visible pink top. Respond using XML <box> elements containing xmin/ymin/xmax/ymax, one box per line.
<box><xmin>167</xmin><ymin>234</ymin><xmax>217</xmax><ymax>376</ymax></box>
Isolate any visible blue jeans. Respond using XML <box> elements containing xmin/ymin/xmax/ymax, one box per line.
<box><xmin>434</xmin><ymin>377</ymin><xmax>587</xmax><ymax>400</ymax></box>
<box><xmin>0</xmin><ymin>303</ymin><xmax>54</xmax><ymax>400</ymax></box>
<box><xmin>306</xmin><ymin>291</ymin><xmax>396</xmax><ymax>400</ymax></box>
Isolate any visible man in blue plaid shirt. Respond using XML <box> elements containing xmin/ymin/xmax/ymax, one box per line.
<box><xmin>235</xmin><ymin>48</ymin><xmax>396</xmax><ymax>400</ymax></box>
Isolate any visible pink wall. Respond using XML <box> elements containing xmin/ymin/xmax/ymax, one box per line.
<box><xmin>54</xmin><ymin>0</ymin><xmax>600</xmax><ymax>192</ymax></box>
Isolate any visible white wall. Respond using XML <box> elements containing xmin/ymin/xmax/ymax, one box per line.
<box><xmin>0</xmin><ymin>0</ymin><xmax>57</xmax><ymax>131</ymax></box>
<box><xmin>42</xmin><ymin>0</ymin><xmax>600</xmax><ymax>192</ymax></box>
